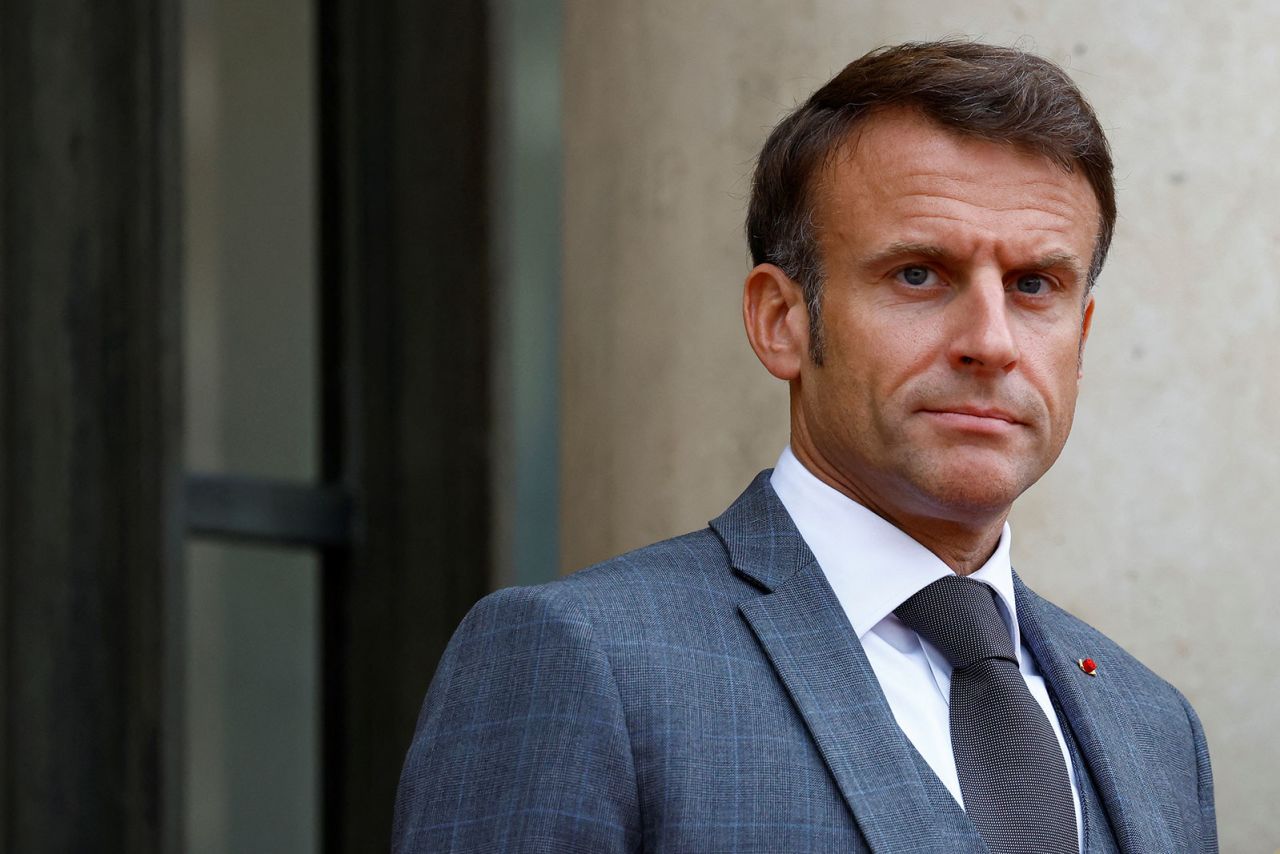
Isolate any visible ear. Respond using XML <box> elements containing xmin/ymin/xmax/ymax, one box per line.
<box><xmin>1077</xmin><ymin>293</ymin><xmax>1095</xmax><ymax>379</ymax></box>
<box><xmin>743</xmin><ymin>263</ymin><xmax>810</xmax><ymax>381</ymax></box>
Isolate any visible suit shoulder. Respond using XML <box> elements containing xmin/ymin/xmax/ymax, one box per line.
<box><xmin>543</xmin><ymin>526</ymin><xmax>736</xmax><ymax>602</ymax></box>
<box><xmin>569</xmin><ymin>526</ymin><xmax>728</xmax><ymax>576</ymax></box>
<box><xmin>468</xmin><ymin>527</ymin><xmax>747</xmax><ymax>657</ymax></box>
<box><xmin>470</xmin><ymin>526</ymin><xmax>729</xmax><ymax>605</ymax></box>
<box><xmin>447</xmin><ymin>526</ymin><xmax>733</xmax><ymax>637</ymax></box>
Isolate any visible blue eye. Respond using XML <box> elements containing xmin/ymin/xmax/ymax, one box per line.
<box><xmin>899</xmin><ymin>266</ymin><xmax>934</xmax><ymax>286</ymax></box>
<box><xmin>1015</xmin><ymin>274</ymin><xmax>1048</xmax><ymax>295</ymax></box>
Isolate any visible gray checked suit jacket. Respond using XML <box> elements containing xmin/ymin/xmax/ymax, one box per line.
<box><xmin>393</xmin><ymin>472</ymin><xmax>1217</xmax><ymax>853</ymax></box>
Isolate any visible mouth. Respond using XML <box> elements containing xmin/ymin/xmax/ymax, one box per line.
<box><xmin>918</xmin><ymin>405</ymin><xmax>1025</xmax><ymax>432</ymax></box>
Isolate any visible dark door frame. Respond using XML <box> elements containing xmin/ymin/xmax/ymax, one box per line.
<box><xmin>0</xmin><ymin>1</ymin><xmax>184</xmax><ymax>851</ymax></box>
<box><xmin>317</xmin><ymin>1</ymin><xmax>493</xmax><ymax>850</ymax></box>
<box><xmin>1</xmin><ymin>0</ymin><xmax>493</xmax><ymax>850</ymax></box>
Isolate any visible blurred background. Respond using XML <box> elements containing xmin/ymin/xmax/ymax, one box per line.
<box><xmin>1</xmin><ymin>1</ymin><xmax>1275</xmax><ymax>852</ymax></box>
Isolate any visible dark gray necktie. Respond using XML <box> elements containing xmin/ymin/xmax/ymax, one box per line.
<box><xmin>895</xmin><ymin>575</ymin><xmax>1076</xmax><ymax>854</ymax></box>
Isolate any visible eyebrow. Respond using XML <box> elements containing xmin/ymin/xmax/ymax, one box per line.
<box><xmin>862</xmin><ymin>242</ymin><xmax>1089</xmax><ymax>283</ymax></box>
<box><xmin>1026</xmin><ymin>251</ymin><xmax>1089</xmax><ymax>283</ymax></box>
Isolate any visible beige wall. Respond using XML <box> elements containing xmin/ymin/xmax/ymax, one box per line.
<box><xmin>562</xmin><ymin>2</ymin><xmax>1279</xmax><ymax>848</ymax></box>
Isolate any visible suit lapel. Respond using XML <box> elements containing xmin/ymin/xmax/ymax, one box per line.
<box><xmin>1015</xmin><ymin>576</ymin><xmax>1180</xmax><ymax>854</ymax></box>
<box><xmin>1057</xmin><ymin>702</ymin><xmax>1121</xmax><ymax>854</ymax></box>
<box><xmin>712</xmin><ymin>474</ymin><xmax>987</xmax><ymax>854</ymax></box>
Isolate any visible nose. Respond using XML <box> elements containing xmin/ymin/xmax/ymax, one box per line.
<box><xmin>948</xmin><ymin>276</ymin><xmax>1018</xmax><ymax>373</ymax></box>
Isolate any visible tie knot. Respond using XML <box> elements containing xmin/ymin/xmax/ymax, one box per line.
<box><xmin>894</xmin><ymin>575</ymin><xmax>1016</xmax><ymax>669</ymax></box>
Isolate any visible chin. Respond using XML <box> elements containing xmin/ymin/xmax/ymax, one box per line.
<box><xmin>909</xmin><ymin>462</ymin><xmax>1031</xmax><ymax>523</ymax></box>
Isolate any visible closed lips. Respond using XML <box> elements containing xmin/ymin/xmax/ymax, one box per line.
<box><xmin>922</xmin><ymin>406</ymin><xmax>1022</xmax><ymax>423</ymax></box>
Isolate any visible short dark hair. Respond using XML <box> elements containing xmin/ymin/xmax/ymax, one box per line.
<box><xmin>746</xmin><ymin>40</ymin><xmax>1116</xmax><ymax>362</ymax></box>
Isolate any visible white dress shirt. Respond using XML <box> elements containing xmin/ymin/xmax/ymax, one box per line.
<box><xmin>770</xmin><ymin>446</ymin><xmax>1083</xmax><ymax>849</ymax></box>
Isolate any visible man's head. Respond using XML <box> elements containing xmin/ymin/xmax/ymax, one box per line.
<box><xmin>742</xmin><ymin>42</ymin><xmax>1113</xmax><ymax>543</ymax></box>
<box><xmin>746</xmin><ymin>40</ymin><xmax>1115</xmax><ymax>363</ymax></box>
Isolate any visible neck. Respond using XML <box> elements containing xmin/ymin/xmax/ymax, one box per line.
<box><xmin>788</xmin><ymin>441</ymin><xmax>1008</xmax><ymax>576</ymax></box>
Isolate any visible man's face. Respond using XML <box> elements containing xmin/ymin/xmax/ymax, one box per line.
<box><xmin>792</xmin><ymin>108</ymin><xmax>1100</xmax><ymax>529</ymax></box>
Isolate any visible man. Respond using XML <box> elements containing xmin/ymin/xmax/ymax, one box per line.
<box><xmin>393</xmin><ymin>41</ymin><xmax>1217</xmax><ymax>853</ymax></box>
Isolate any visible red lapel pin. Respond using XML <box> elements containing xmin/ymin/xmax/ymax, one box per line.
<box><xmin>1077</xmin><ymin>657</ymin><xmax>1099</xmax><ymax>677</ymax></box>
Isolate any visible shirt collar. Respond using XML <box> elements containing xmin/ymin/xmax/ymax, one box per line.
<box><xmin>769</xmin><ymin>445</ymin><xmax>1023</xmax><ymax>657</ymax></box>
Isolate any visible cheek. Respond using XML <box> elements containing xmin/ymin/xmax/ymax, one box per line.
<box><xmin>833</xmin><ymin>301</ymin><xmax>938</xmax><ymax>364</ymax></box>
<box><xmin>1025</xmin><ymin>318</ymin><xmax>1088</xmax><ymax>373</ymax></box>
<box><xmin>818</xmin><ymin>299</ymin><xmax>948</xmax><ymax>406</ymax></box>
<box><xmin>1026</xmin><ymin>345</ymin><xmax>1085</xmax><ymax>420</ymax></box>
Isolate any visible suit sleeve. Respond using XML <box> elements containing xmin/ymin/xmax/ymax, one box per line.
<box><xmin>1180</xmin><ymin>691</ymin><xmax>1218</xmax><ymax>853</ymax></box>
<box><xmin>392</xmin><ymin>584</ymin><xmax>642</xmax><ymax>853</ymax></box>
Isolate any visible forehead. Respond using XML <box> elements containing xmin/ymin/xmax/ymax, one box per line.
<box><xmin>815</xmin><ymin>109</ymin><xmax>1101</xmax><ymax>261</ymax></box>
